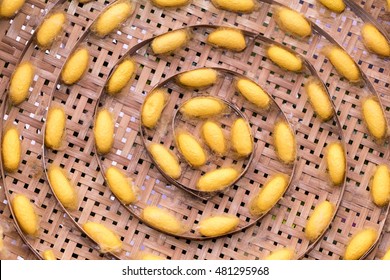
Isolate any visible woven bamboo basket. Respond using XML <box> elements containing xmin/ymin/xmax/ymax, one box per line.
<box><xmin>0</xmin><ymin>0</ymin><xmax>389</xmax><ymax>260</ymax></box>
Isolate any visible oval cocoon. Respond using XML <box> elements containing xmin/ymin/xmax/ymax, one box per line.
<box><xmin>304</xmin><ymin>78</ymin><xmax>334</xmax><ymax>121</ymax></box>
<box><xmin>362</xmin><ymin>97</ymin><xmax>387</xmax><ymax>140</ymax></box>
<box><xmin>267</xmin><ymin>45</ymin><xmax>302</xmax><ymax>72</ymax></box>
<box><xmin>249</xmin><ymin>174</ymin><xmax>289</xmax><ymax>216</ymax></box>
<box><xmin>0</xmin><ymin>0</ymin><xmax>25</xmax><ymax>18</ymax></box>
<box><xmin>323</xmin><ymin>46</ymin><xmax>360</xmax><ymax>82</ymax></box>
<box><xmin>370</xmin><ymin>165</ymin><xmax>390</xmax><ymax>207</ymax></box>
<box><xmin>44</xmin><ymin>106</ymin><xmax>66</xmax><ymax>150</ymax></box>
<box><xmin>318</xmin><ymin>0</ymin><xmax>345</xmax><ymax>13</ymax></box>
<box><xmin>141</xmin><ymin>89</ymin><xmax>167</xmax><ymax>129</ymax></box>
<box><xmin>82</xmin><ymin>222</ymin><xmax>122</xmax><ymax>253</ymax></box>
<box><xmin>273</xmin><ymin>121</ymin><xmax>296</xmax><ymax>164</ymax></box>
<box><xmin>105</xmin><ymin>166</ymin><xmax>137</xmax><ymax>205</ymax></box>
<box><xmin>151</xmin><ymin>0</ymin><xmax>190</xmax><ymax>8</ymax></box>
<box><xmin>196</xmin><ymin>167</ymin><xmax>239</xmax><ymax>192</ymax></box>
<box><xmin>177</xmin><ymin>68</ymin><xmax>218</xmax><ymax>88</ymax></box>
<box><xmin>107</xmin><ymin>59</ymin><xmax>136</xmax><ymax>95</ymax></box>
<box><xmin>42</xmin><ymin>250</ymin><xmax>56</xmax><ymax>260</ymax></box>
<box><xmin>326</xmin><ymin>142</ymin><xmax>346</xmax><ymax>186</ymax></box>
<box><xmin>361</xmin><ymin>23</ymin><xmax>390</xmax><ymax>57</ymax></box>
<box><xmin>201</xmin><ymin>121</ymin><xmax>226</xmax><ymax>155</ymax></box>
<box><xmin>383</xmin><ymin>248</ymin><xmax>390</xmax><ymax>260</ymax></box>
<box><xmin>11</xmin><ymin>194</ymin><xmax>39</xmax><ymax>237</ymax></box>
<box><xmin>176</xmin><ymin>132</ymin><xmax>207</xmax><ymax>167</ymax></box>
<box><xmin>211</xmin><ymin>0</ymin><xmax>255</xmax><ymax>13</ymax></box>
<box><xmin>207</xmin><ymin>28</ymin><xmax>246</xmax><ymax>52</ymax></box>
<box><xmin>93</xmin><ymin>0</ymin><xmax>133</xmax><ymax>37</ymax></box>
<box><xmin>47</xmin><ymin>165</ymin><xmax>78</xmax><ymax>210</ymax></box>
<box><xmin>305</xmin><ymin>201</ymin><xmax>335</xmax><ymax>241</ymax></box>
<box><xmin>180</xmin><ymin>97</ymin><xmax>226</xmax><ymax>118</ymax></box>
<box><xmin>231</xmin><ymin>118</ymin><xmax>253</xmax><ymax>157</ymax></box>
<box><xmin>9</xmin><ymin>61</ymin><xmax>34</xmax><ymax>106</ymax></box>
<box><xmin>148</xmin><ymin>143</ymin><xmax>181</xmax><ymax>179</ymax></box>
<box><xmin>275</xmin><ymin>7</ymin><xmax>312</xmax><ymax>38</ymax></box>
<box><xmin>236</xmin><ymin>79</ymin><xmax>270</xmax><ymax>109</ymax></box>
<box><xmin>344</xmin><ymin>228</ymin><xmax>377</xmax><ymax>260</ymax></box>
<box><xmin>151</xmin><ymin>29</ymin><xmax>189</xmax><ymax>54</ymax></box>
<box><xmin>94</xmin><ymin>109</ymin><xmax>114</xmax><ymax>155</ymax></box>
<box><xmin>2</xmin><ymin>126</ymin><xmax>21</xmax><ymax>173</ymax></box>
<box><xmin>36</xmin><ymin>12</ymin><xmax>66</xmax><ymax>49</ymax></box>
<box><xmin>198</xmin><ymin>215</ymin><xmax>240</xmax><ymax>237</ymax></box>
<box><xmin>61</xmin><ymin>47</ymin><xmax>89</xmax><ymax>85</ymax></box>
<box><xmin>264</xmin><ymin>248</ymin><xmax>295</xmax><ymax>260</ymax></box>
<box><xmin>141</xmin><ymin>206</ymin><xmax>185</xmax><ymax>234</ymax></box>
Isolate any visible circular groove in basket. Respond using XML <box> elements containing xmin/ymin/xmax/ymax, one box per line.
<box><xmin>312</xmin><ymin>0</ymin><xmax>390</xmax><ymax>259</ymax></box>
<box><xmin>58</xmin><ymin>0</ymin><xmax>390</xmax><ymax>260</ymax></box>
<box><xmin>42</xmin><ymin>18</ymin><xmax>346</xmax><ymax>256</ymax></box>
<box><xmin>88</xmin><ymin>22</ymin><xmax>349</xmax><ymax>255</ymax></box>
<box><xmin>256</xmin><ymin>0</ymin><xmax>389</xmax><ymax>259</ymax></box>
<box><xmin>0</xmin><ymin>0</ymin><xmax>386</xmax><ymax>260</ymax></box>
<box><xmin>39</xmin><ymin>0</ymin><xmax>137</xmax><ymax>259</ymax></box>
<box><xmin>140</xmin><ymin>67</ymin><xmax>263</xmax><ymax>200</ymax></box>
<box><xmin>0</xmin><ymin>0</ymin><xmax>78</xmax><ymax>260</ymax></box>
<box><xmin>0</xmin><ymin>2</ymin><xmax>350</xmax><ymax>260</ymax></box>
<box><xmin>93</xmin><ymin>57</ymin><xmax>298</xmax><ymax>240</ymax></box>
<box><xmin>246</xmin><ymin>35</ymin><xmax>347</xmax><ymax>259</ymax></box>
<box><xmin>0</xmin><ymin>0</ymin><xmax>118</xmax><ymax>260</ymax></box>
<box><xmin>344</xmin><ymin>0</ymin><xmax>390</xmax><ymax>41</ymax></box>
<box><xmin>268</xmin><ymin>0</ymin><xmax>389</xmax><ymax>145</ymax></box>
<box><xmin>91</xmin><ymin>25</ymin><xmax>300</xmax><ymax>242</ymax></box>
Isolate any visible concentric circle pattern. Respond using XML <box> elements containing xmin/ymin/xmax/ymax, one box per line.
<box><xmin>96</xmin><ymin>61</ymin><xmax>297</xmax><ymax>240</ymax></box>
<box><xmin>0</xmin><ymin>0</ymin><xmax>389</xmax><ymax>260</ymax></box>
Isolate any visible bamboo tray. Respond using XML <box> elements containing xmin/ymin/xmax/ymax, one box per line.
<box><xmin>0</xmin><ymin>0</ymin><xmax>389</xmax><ymax>260</ymax></box>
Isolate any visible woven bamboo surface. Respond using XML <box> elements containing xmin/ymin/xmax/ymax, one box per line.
<box><xmin>0</xmin><ymin>0</ymin><xmax>389</xmax><ymax>260</ymax></box>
